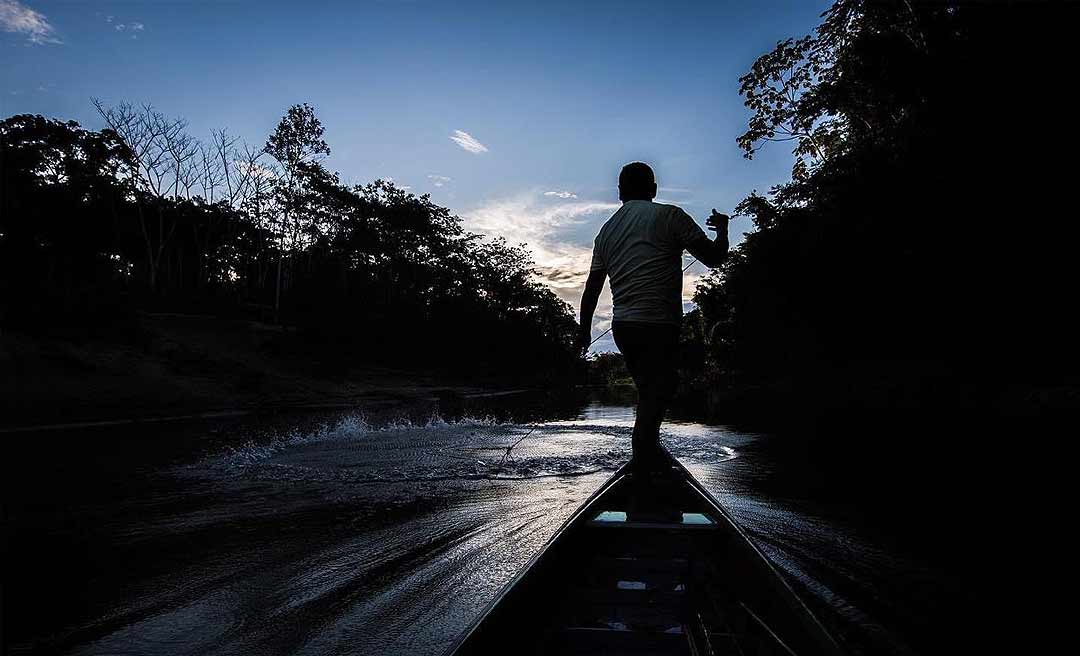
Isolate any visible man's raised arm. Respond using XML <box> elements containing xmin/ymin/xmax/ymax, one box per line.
<box><xmin>578</xmin><ymin>267</ymin><xmax>606</xmax><ymax>352</ymax></box>
<box><xmin>684</xmin><ymin>209</ymin><xmax>730</xmax><ymax>268</ymax></box>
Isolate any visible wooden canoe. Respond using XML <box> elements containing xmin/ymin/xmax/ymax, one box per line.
<box><xmin>446</xmin><ymin>450</ymin><xmax>843</xmax><ymax>655</ymax></box>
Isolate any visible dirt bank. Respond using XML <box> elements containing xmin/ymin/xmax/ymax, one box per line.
<box><xmin>1</xmin><ymin>314</ymin><xmax>526</xmax><ymax>430</ymax></box>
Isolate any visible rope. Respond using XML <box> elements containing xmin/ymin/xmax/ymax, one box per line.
<box><xmin>498</xmin><ymin>423</ymin><xmax>539</xmax><ymax>464</ymax></box>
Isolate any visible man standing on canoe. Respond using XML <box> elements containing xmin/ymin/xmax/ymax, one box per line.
<box><xmin>578</xmin><ymin>162</ymin><xmax>729</xmax><ymax>474</ymax></box>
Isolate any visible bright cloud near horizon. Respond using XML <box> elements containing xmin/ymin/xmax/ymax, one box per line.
<box><xmin>465</xmin><ymin>192</ymin><xmax>618</xmax><ymax>296</ymax></box>
<box><xmin>464</xmin><ymin>191</ymin><xmax>710</xmax><ymax>352</ymax></box>
<box><xmin>464</xmin><ymin>192</ymin><xmax>617</xmax><ymax>348</ymax></box>
<box><xmin>1</xmin><ymin>0</ymin><xmax>830</xmax><ymax>351</ymax></box>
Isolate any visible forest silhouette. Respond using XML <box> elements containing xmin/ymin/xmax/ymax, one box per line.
<box><xmin>686</xmin><ymin>0</ymin><xmax>1078</xmax><ymax>417</ymax></box>
<box><xmin>0</xmin><ymin>104</ymin><xmax>580</xmax><ymax>387</ymax></box>
<box><xmin>2</xmin><ymin>0</ymin><xmax>1077</xmax><ymax>420</ymax></box>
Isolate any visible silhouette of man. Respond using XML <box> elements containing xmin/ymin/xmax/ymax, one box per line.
<box><xmin>579</xmin><ymin>162</ymin><xmax>729</xmax><ymax>473</ymax></box>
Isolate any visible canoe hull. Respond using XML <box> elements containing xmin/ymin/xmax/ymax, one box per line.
<box><xmin>447</xmin><ymin>451</ymin><xmax>842</xmax><ymax>655</ymax></box>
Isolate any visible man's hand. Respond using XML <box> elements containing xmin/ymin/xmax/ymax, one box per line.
<box><xmin>686</xmin><ymin>210</ymin><xmax>731</xmax><ymax>268</ymax></box>
<box><xmin>577</xmin><ymin>322</ymin><xmax>592</xmax><ymax>354</ymax></box>
<box><xmin>706</xmin><ymin>209</ymin><xmax>729</xmax><ymax>236</ymax></box>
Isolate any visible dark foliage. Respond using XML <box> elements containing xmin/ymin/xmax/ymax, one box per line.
<box><xmin>585</xmin><ymin>351</ymin><xmax>631</xmax><ymax>387</ymax></box>
<box><xmin>691</xmin><ymin>0</ymin><xmax>1078</xmax><ymax>411</ymax></box>
<box><xmin>0</xmin><ymin>109</ymin><xmax>579</xmax><ymax>382</ymax></box>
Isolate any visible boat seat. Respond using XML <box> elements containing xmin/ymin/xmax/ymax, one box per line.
<box><xmin>561</xmin><ymin>600</ymin><xmax>685</xmax><ymax>634</ymax></box>
<box><xmin>587</xmin><ymin>510</ymin><xmax>719</xmax><ymax>531</ymax></box>
<box><xmin>579</xmin><ymin>556</ymin><xmax>688</xmax><ymax>596</ymax></box>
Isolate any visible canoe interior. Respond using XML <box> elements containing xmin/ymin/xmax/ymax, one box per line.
<box><xmin>449</xmin><ymin>456</ymin><xmax>841</xmax><ymax>656</ymax></box>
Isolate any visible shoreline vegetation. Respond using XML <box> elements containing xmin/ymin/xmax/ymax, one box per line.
<box><xmin>4</xmin><ymin>2</ymin><xmax>1078</xmax><ymax>431</ymax></box>
<box><xmin>0</xmin><ymin>314</ymin><xmax>548</xmax><ymax>431</ymax></box>
<box><xmin>1</xmin><ymin>102</ymin><xmax>582</xmax><ymax>430</ymax></box>
<box><xmin>5</xmin><ymin>309</ymin><xmax>1073</xmax><ymax>432</ymax></box>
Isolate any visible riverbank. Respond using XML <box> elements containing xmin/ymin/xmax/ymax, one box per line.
<box><xmin>0</xmin><ymin>314</ymin><xmax>539</xmax><ymax>431</ymax></box>
<box><xmin>691</xmin><ymin>364</ymin><xmax>1080</xmax><ymax>428</ymax></box>
<box><xmin>9</xmin><ymin>313</ymin><xmax>1076</xmax><ymax>433</ymax></box>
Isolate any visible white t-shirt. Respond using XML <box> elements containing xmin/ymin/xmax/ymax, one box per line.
<box><xmin>590</xmin><ymin>200</ymin><xmax>708</xmax><ymax>325</ymax></box>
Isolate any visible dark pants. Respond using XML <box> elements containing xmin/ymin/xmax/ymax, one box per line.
<box><xmin>612</xmin><ymin>321</ymin><xmax>680</xmax><ymax>471</ymax></box>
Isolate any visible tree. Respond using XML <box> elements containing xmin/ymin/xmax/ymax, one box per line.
<box><xmin>692</xmin><ymin>0</ymin><xmax>1079</xmax><ymax>406</ymax></box>
<box><xmin>264</xmin><ymin>103</ymin><xmax>331</xmax><ymax>320</ymax></box>
<box><xmin>93</xmin><ymin>100</ymin><xmax>198</xmax><ymax>291</ymax></box>
<box><xmin>0</xmin><ymin>115</ymin><xmax>135</xmax><ymax>329</ymax></box>
<box><xmin>3</xmin><ymin>106</ymin><xmax>582</xmax><ymax>384</ymax></box>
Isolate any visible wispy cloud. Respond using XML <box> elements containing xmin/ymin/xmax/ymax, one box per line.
<box><xmin>1</xmin><ymin>0</ymin><xmax>61</xmax><ymax>44</ymax></box>
<box><xmin>450</xmin><ymin>130</ymin><xmax>489</xmax><ymax>154</ymax></box>
<box><xmin>544</xmin><ymin>190</ymin><xmax>578</xmax><ymax>199</ymax></box>
<box><xmin>102</xmin><ymin>14</ymin><xmax>144</xmax><ymax>38</ymax></box>
<box><xmin>427</xmin><ymin>174</ymin><xmax>451</xmax><ymax>187</ymax></box>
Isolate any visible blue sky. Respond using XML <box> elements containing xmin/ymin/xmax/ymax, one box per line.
<box><xmin>2</xmin><ymin>0</ymin><xmax>829</xmax><ymax>351</ymax></box>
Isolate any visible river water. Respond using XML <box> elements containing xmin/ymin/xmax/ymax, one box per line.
<box><xmin>3</xmin><ymin>396</ymin><xmax>993</xmax><ymax>655</ymax></box>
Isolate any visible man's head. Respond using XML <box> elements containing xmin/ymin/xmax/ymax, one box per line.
<box><xmin>619</xmin><ymin>162</ymin><xmax>657</xmax><ymax>202</ymax></box>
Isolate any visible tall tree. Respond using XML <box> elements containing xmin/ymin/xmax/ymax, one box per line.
<box><xmin>264</xmin><ymin>103</ymin><xmax>331</xmax><ymax>320</ymax></box>
<box><xmin>93</xmin><ymin>100</ymin><xmax>198</xmax><ymax>291</ymax></box>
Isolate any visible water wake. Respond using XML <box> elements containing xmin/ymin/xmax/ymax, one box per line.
<box><xmin>197</xmin><ymin>413</ymin><xmax>736</xmax><ymax>485</ymax></box>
